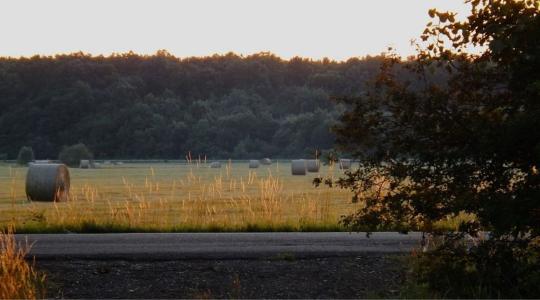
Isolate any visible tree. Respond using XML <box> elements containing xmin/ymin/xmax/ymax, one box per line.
<box><xmin>58</xmin><ymin>143</ymin><xmax>93</xmax><ymax>167</ymax></box>
<box><xmin>318</xmin><ymin>0</ymin><xmax>540</xmax><ymax>297</ymax></box>
<box><xmin>0</xmin><ymin>51</ymin><xmax>379</xmax><ymax>159</ymax></box>
<box><xmin>16</xmin><ymin>146</ymin><xmax>34</xmax><ymax>165</ymax></box>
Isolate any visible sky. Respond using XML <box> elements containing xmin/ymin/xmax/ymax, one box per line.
<box><xmin>0</xmin><ymin>0</ymin><xmax>471</xmax><ymax>61</ymax></box>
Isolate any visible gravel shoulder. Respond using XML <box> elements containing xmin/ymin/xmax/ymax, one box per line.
<box><xmin>37</xmin><ymin>254</ymin><xmax>407</xmax><ymax>299</ymax></box>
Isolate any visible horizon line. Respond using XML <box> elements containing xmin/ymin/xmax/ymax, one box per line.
<box><xmin>0</xmin><ymin>49</ymin><xmax>417</xmax><ymax>63</ymax></box>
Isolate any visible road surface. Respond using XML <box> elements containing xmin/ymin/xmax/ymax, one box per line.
<box><xmin>17</xmin><ymin>232</ymin><xmax>423</xmax><ymax>260</ymax></box>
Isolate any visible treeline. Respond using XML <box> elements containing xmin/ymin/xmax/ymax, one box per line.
<box><xmin>0</xmin><ymin>51</ymin><xmax>386</xmax><ymax>159</ymax></box>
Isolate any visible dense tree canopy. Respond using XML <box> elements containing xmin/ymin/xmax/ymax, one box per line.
<box><xmin>0</xmin><ymin>52</ymin><xmax>392</xmax><ymax>159</ymax></box>
<box><xmin>323</xmin><ymin>0</ymin><xmax>539</xmax><ymax>297</ymax></box>
<box><xmin>329</xmin><ymin>0</ymin><xmax>539</xmax><ymax>238</ymax></box>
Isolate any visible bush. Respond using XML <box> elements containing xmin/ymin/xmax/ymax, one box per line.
<box><xmin>404</xmin><ymin>237</ymin><xmax>540</xmax><ymax>298</ymax></box>
<box><xmin>58</xmin><ymin>143</ymin><xmax>93</xmax><ymax>167</ymax></box>
<box><xmin>16</xmin><ymin>147</ymin><xmax>34</xmax><ymax>165</ymax></box>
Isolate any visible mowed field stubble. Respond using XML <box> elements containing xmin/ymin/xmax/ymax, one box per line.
<box><xmin>0</xmin><ymin>161</ymin><xmax>360</xmax><ymax>233</ymax></box>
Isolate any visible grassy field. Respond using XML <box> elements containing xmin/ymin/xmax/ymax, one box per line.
<box><xmin>0</xmin><ymin>161</ymin><xmax>362</xmax><ymax>233</ymax></box>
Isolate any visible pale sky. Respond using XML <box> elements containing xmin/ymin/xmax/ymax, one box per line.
<box><xmin>0</xmin><ymin>0</ymin><xmax>471</xmax><ymax>61</ymax></box>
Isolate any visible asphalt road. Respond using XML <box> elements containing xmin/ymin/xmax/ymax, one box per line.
<box><xmin>17</xmin><ymin>232</ymin><xmax>423</xmax><ymax>260</ymax></box>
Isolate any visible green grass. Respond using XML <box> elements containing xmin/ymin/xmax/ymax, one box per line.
<box><xmin>13</xmin><ymin>220</ymin><xmax>347</xmax><ymax>234</ymax></box>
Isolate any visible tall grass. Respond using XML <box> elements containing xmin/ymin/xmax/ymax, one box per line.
<box><xmin>0</xmin><ymin>225</ymin><xmax>46</xmax><ymax>299</ymax></box>
<box><xmin>0</xmin><ymin>161</ymin><xmax>471</xmax><ymax>233</ymax></box>
<box><xmin>0</xmin><ymin>162</ymin><xmax>358</xmax><ymax>233</ymax></box>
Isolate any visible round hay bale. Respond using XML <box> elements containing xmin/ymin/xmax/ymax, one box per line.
<box><xmin>291</xmin><ymin>159</ymin><xmax>307</xmax><ymax>175</ymax></box>
<box><xmin>80</xmin><ymin>160</ymin><xmax>90</xmax><ymax>169</ymax></box>
<box><xmin>249</xmin><ymin>160</ymin><xmax>260</xmax><ymax>168</ymax></box>
<box><xmin>26</xmin><ymin>163</ymin><xmax>70</xmax><ymax>202</ymax></box>
<box><xmin>306</xmin><ymin>159</ymin><xmax>320</xmax><ymax>172</ymax></box>
<box><xmin>260</xmin><ymin>158</ymin><xmax>272</xmax><ymax>165</ymax></box>
<box><xmin>210</xmin><ymin>161</ymin><xmax>221</xmax><ymax>168</ymax></box>
<box><xmin>339</xmin><ymin>159</ymin><xmax>351</xmax><ymax>170</ymax></box>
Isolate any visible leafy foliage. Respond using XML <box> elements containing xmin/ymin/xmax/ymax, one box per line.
<box><xmin>58</xmin><ymin>143</ymin><xmax>93</xmax><ymax>167</ymax></box>
<box><xmin>0</xmin><ymin>52</ymin><xmax>394</xmax><ymax>159</ymax></box>
<box><xmin>319</xmin><ymin>0</ymin><xmax>540</xmax><ymax>296</ymax></box>
<box><xmin>406</xmin><ymin>237</ymin><xmax>540</xmax><ymax>298</ymax></box>
<box><xmin>16</xmin><ymin>146</ymin><xmax>34</xmax><ymax>165</ymax></box>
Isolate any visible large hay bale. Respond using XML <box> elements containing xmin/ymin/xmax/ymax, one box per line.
<box><xmin>291</xmin><ymin>159</ymin><xmax>307</xmax><ymax>175</ymax></box>
<box><xmin>260</xmin><ymin>158</ymin><xmax>272</xmax><ymax>165</ymax></box>
<box><xmin>210</xmin><ymin>161</ymin><xmax>221</xmax><ymax>168</ymax></box>
<box><xmin>339</xmin><ymin>159</ymin><xmax>351</xmax><ymax>170</ymax></box>
<box><xmin>306</xmin><ymin>159</ymin><xmax>320</xmax><ymax>172</ymax></box>
<box><xmin>26</xmin><ymin>163</ymin><xmax>70</xmax><ymax>202</ymax></box>
<box><xmin>249</xmin><ymin>160</ymin><xmax>260</xmax><ymax>168</ymax></box>
<box><xmin>80</xmin><ymin>160</ymin><xmax>90</xmax><ymax>169</ymax></box>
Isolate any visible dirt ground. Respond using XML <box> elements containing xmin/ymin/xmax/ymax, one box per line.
<box><xmin>37</xmin><ymin>253</ymin><xmax>406</xmax><ymax>299</ymax></box>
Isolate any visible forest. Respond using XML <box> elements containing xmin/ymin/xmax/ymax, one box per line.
<box><xmin>1</xmin><ymin>51</ymin><xmax>394</xmax><ymax>159</ymax></box>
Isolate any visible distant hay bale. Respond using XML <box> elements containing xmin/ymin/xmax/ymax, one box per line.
<box><xmin>25</xmin><ymin>163</ymin><xmax>70</xmax><ymax>202</ymax></box>
<box><xmin>210</xmin><ymin>162</ymin><xmax>221</xmax><ymax>168</ymax></box>
<box><xmin>306</xmin><ymin>159</ymin><xmax>320</xmax><ymax>172</ymax></box>
<box><xmin>79</xmin><ymin>160</ymin><xmax>90</xmax><ymax>169</ymax></box>
<box><xmin>291</xmin><ymin>159</ymin><xmax>307</xmax><ymax>175</ymax></box>
<box><xmin>35</xmin><ymin>160</ymin><xmax>51</xmax><ymax>164</ymax></box>
<box><xmin>260</xmin><ymin>158</ymin><xmax>272</xmax><ymax>165</ymax></box>
<box><xmin>78</xmin><ymin>160</ymin><xmax>97</xmax><ymax>169</ymax></box>
<box><xmin>249</xmin><ymin>160</ymin><xmax>260</xmax><ymax>168</ymax></box>
<box><xmin>339</xmin><ymin>159</ymin><xmax>351</xmax><ymax>170</ymax></box>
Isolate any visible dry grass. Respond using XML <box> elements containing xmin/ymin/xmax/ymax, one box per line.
<box><xmin>0</xmin><ymin>225</ymin><xmax>46</xmax><ymax>299</ymax></box>
<box><xmin>0</xmin><ymin>161</ymin><xmax>472</xmax><ymax>233</ymax></box>
<box><xmin>0</xmin><ymin>161</ymin><xmax>359</xmax><ymax>232</ymax></box>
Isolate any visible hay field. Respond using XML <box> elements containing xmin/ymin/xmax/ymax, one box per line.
<box><xmin>0</xmin><ymin>161</ymin><xmax>359</xmax><ymax>233</ymax></box>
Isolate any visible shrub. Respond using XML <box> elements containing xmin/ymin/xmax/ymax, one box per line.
<box><xmin>58</xmin><ymin>143</ymin><xmax>93</xmax><ymax>167</ymax></box>
<box><xmin>16</xmin><ymin>146</ymin><xmax>34</xmax><ymax>165</ymax></box>
<box><xmin>319</xmin><ymin>149</ymin><xmax>339</xmax><ymax>166</ymax></box>
<box><xmin>404</xmin><ymin>237</ymin><xmax>540</xmax><ymax>298</ymax></box>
